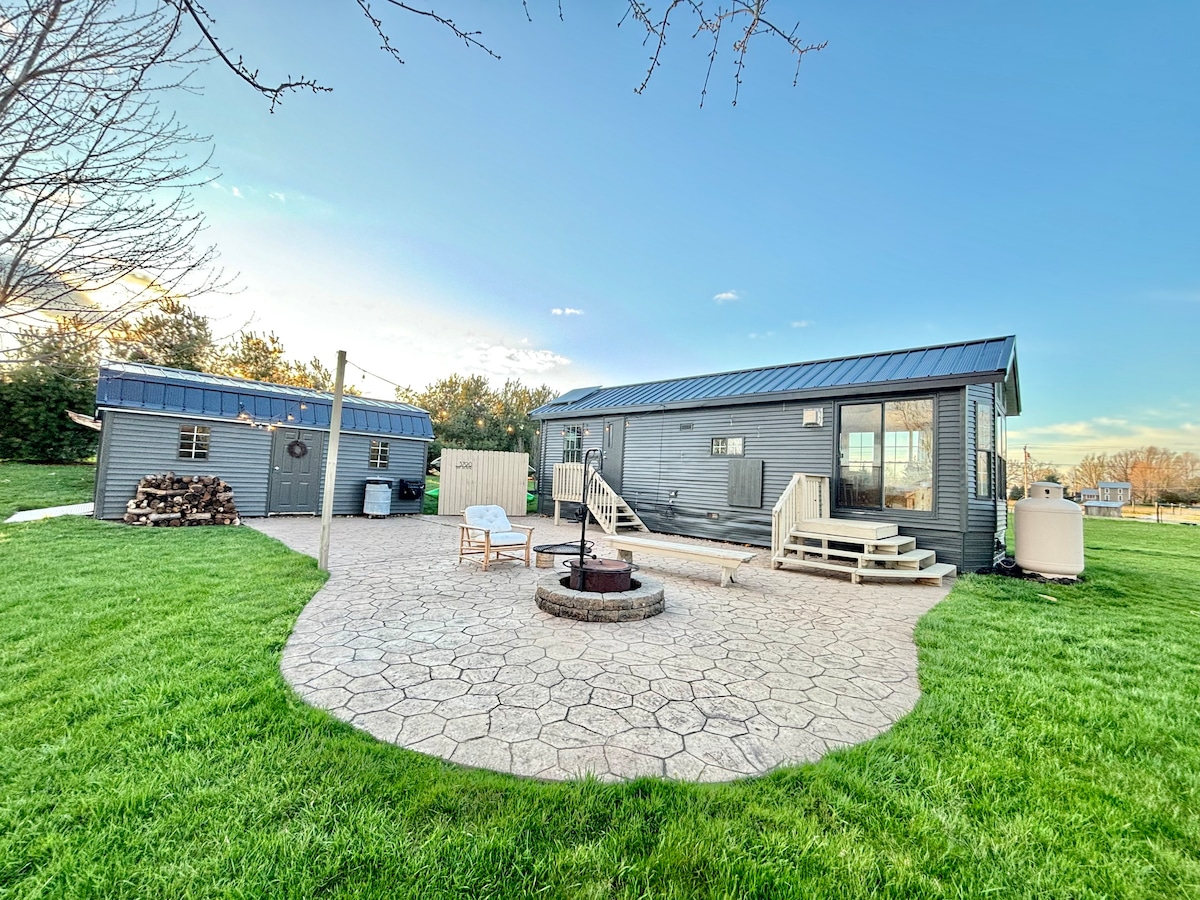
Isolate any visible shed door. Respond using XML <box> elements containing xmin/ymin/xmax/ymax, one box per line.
<box><xmin>602</xmin><ymin>417</ymin><xmax>625</xmax><ymax>494</ymax></box>
<box><xmin>269</xmin><ymin>427</ymin><xmax>324</xmax><ymax>514</ymax></box>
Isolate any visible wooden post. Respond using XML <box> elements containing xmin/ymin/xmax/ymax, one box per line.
<box><xmin>318</xmin><ymin>350</ymin><xmax>346</xmax><ymax>572</ymax></box>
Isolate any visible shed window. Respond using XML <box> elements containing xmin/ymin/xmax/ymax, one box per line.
<box><xmin>837</xmin><ymin>399</ymin><xmax>933</xmax><ymax>511</ymax></box>
<box><xmin>975</xmin><ymin>400</ymin><xmax>994</xmax><ymax>499</ymax></box>
<box><xmin>711</xmin><ymin>437</ymin><xmax>744</xmax><ymax>456</ymax></box>
<box><xmin>369</xmin><ymin>440</ymin><xmax>390</xmax><ymax>469</ymax></box>
<box><xmin>562</xmin><ymin>425</ymin><xmax>582</xmax><ymax>463</ymax></box>
<box><xmin>178</xmin><ymin>425</ymin><xmax>210</xmax><ymax>460</ymax></box>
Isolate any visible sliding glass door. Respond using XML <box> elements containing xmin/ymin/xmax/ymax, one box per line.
<box><xmin>838</xmin><ymin>399</ymin><xmax>934</xmax><ymax>512</ymax></box>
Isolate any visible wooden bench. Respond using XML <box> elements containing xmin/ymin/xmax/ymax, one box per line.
<box><xmin>603</xmin><ymin>535</ymin><xmax>756</xmax><ymax>587</ymax></box>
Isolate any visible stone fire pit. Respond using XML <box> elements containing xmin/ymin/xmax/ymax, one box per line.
<box><xmin>535</xmin><ymin>571</ymin><xmax>665</xmax><ymax>622</ymax></box>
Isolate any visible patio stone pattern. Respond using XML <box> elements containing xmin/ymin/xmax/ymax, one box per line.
<box><xmin>254</xmin><ymin>515</ymin><xmax>949</xmax><ymax>782</ymax></box>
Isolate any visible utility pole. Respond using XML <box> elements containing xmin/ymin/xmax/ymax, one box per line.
<box><xmin>1023</xmin><ymin>445</ymin><xmax>1031</xmax><ymax>499</ymax></box>
<box><xmin>318</xmin><ymin>350</ymin><xmax>346</xmax><ymax>572</ymax></box>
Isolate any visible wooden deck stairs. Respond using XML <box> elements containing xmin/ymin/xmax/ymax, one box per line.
<box><xmin>771</xmin><ymin>474</ymin><xmax>955</xmax><ymax>586</ymax></box>
<box><xmin>552</xmin><ymin>463</ymin><xmax>649</xmax><ymax>535</ymax></box>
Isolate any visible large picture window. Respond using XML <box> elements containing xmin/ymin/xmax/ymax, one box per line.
<box><xmin>837</xmin><ymin>399</ymin><xmax>934</xmax><ymax>511</ymax></box>
<box><xmin>562</xmin><ymin>425</ymin><xmax>582</xmax><ymax>463</ymax></box>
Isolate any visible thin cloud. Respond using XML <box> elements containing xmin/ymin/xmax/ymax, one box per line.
<box><xmin>791</xmin><ymin>320</ymin><xmax>811</xmax><ymax>328</ymax></box>
<box><xmin>269</xmin><ymin>192</ymin><xmax>286</xmax><ymax>203</ymax></box>
<box><xmin>713</xmin><ymin>290</ymin><xmax>741</xmax><ymax>304</ymax></box>
<box><xmin>230</xmin><ymin>186</ymin><xmax>243</xmax><ymax>199</ymax></box>
<box><xmin>458</xmin><ymin>340</ymin><xmax>570</xmax><ymax>377</ymax></box>
<box><xmin>1008</xmin><ymin>417</ymin><xmax>1200</xmax><ymax>462</ymax></box>
<box><xmin>551</xmin><ymin>307</ymin><xmax>584</xmax><ymax>316</ymax></box>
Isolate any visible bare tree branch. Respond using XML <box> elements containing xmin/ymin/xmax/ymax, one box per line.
<box><xmin>0</xmin><ymin>0</ymin><xmax>228</xmax><ymax>363</ymax></box>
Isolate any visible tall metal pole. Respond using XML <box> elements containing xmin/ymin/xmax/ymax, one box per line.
<box><xmin>318</xmin><ymin>350</ymin><xmax>346</xmax><ymax>572</ymax></box>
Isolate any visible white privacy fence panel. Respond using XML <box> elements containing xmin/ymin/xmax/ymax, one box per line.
<box><xmin>437</xmin><ymin>449</ymin><xmax>529</xmax><ymax>517</ymax></box>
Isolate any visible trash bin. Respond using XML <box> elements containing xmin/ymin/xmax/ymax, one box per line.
<box><xmin>397</xmin><ymin>478</ymin><xmax>425</xmax><ymax>502</ymax></box>
<box><xmin>363</xmin><ymin>479</ymin><xmax>393</xmax><ymax>517</ymax></box>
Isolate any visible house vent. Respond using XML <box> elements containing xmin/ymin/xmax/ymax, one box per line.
<box><xmin>679</xmin><ymin>423</ymin><xmax>694</xmax><ymax>431</ymax></box>
<box><xmin>802</xmin><ymin>407</ymin><xmax>824</xmax><ymax>427</ymax></box>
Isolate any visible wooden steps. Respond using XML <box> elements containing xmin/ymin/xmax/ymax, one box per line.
<box><xmin>774</xmin><ymin>522</ymin><xmax>954</xmax><ymax>586</ymax></box>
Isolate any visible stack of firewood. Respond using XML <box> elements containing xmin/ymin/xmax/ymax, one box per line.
<box><xmin>124</xmin><ymin>474</ymin><xmax>240</xmax><ymax>526</ymax></box>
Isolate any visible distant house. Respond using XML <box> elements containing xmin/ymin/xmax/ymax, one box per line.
<box><xmin>1098</xmin><ymin>481</ymin><xmax>1132</xmax><ymax>504</ymax></box>
<box><xmin>1078</xmin><ymin>488</ymin><xmax>1100</xmax><ymax>503</ymax></box>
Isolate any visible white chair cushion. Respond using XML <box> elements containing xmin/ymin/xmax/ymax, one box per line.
<box><xmin>460</xmin><ymin>508</ymin><xmax>513</xmax><ymax>535</ymax></box>
<box><xmin>487</xmin><ymin>531</ymin><xmax>528</xmax><ymax>547</ymax></box>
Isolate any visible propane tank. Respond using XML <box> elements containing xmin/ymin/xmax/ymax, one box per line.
<box><xmin>1014</xmin><ymin>482</ymin><xmax>1084</xmax><ymax>578</ymax></box>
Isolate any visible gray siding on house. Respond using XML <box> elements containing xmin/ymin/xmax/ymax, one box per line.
<box><xmin>538</xmin><ymin>390</ymin><xmax>989</xmax><ymax>568</ymax></box>
<box><xmin>329</xmin><ymin>434</ymin><xmax>426</xmax><ymax>515</ymax></box>
<box><xmin>95</xmin><ymin>410</ymin><xmax>272</xmax><ymax>519</ymax></box>
<box><xmin>964</xmin><ymin>381</ymin><xmax>1005</xmax><ymax>569</ymax></box>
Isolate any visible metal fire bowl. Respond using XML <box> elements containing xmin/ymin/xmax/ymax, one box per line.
<box><xmin>563</xmin><ymin>557</ymin><xmax>635</xmax><ymax>592</ymax></box>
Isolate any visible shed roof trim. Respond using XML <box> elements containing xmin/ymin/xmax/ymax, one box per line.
<box><xmin>96</xmin><ymin>361</ymin><xmax>434</xmax><ymax>439</ymax></box>
<box><xmin>533</xmin><ymin>336</ymin><xmax>1018</xmax><ymax>417</ymax></box>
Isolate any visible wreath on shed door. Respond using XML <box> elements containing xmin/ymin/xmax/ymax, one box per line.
<box><xmin>286</xmin><ymin>439</ymin><xmax>309</xmax><ymax>459</ymax></box>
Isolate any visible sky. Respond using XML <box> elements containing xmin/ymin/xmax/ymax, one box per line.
<box><xmin>164</xmin><ymin>1</ymin><xmax>1200</xmax><ymax>466</ymax></box>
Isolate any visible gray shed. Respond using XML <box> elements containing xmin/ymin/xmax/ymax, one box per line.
<box><xmin>92</xmin><ymin>362</ymin><xmax>433</xmax><ymax>520</ymax></box>
<box><xmin>531</xmin><ymin>336</ymin><xmax>1021</xmax><ymax>572</ymax></box>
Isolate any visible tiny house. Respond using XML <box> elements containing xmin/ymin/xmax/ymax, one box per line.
<box><xmin>532</xmin><ymin>336</ymin><xmax>1020</xmax><ymax>571</ymax></box>
<box><xmin>92</xmin><ymin>362</ymin><xmax>433</xmax><ymax>520</ymax></box>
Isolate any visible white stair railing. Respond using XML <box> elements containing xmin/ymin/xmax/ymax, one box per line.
<box><xmin>771</xmin><ymin>473</ymin><xmax>830</xmax><ymax>560</ymax></box>
<box><xmin>552</xmin><ymin>462</ymin><xmax>640</xmax><ymax>534</ymax></box>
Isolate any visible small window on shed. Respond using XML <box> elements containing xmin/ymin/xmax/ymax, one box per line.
<box><xmin>178</xmin><ymin>425</ymin><xmax>210</xmax><ymax>460</ymax></box>
<box><xmin>369</xmin><ymin>440</ymin><xmax>390</xmax><ymax>469</ymax></box>
<box><xmin>711</xmin><ymin>437</ymin><xmax>744</xmax><ymax>456</ymax></box>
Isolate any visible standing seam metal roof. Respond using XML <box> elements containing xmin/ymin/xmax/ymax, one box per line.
<box><xmin>96</xmin><ymin>361</ymin><xmax>434</xmax><ymax>439</ymax></box>
<box><xmin>531</xmin><ymin>336</ymin><xmax>1017</xmax><ymax>417</ymax></box>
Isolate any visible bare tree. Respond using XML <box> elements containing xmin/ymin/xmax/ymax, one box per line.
<box><xmin>182</xmin><ymin>0</ymin><xmax>826</xmax><ymax>110</ymax></box>
<box><xmin>0</xmin><ymin>0</ymin><xmax>224</xmax><ymax>362</ymax></box>
<box><xmin>1070</xmin><ymin>452</ymin><xmax>1110</xmax><ymax>491</ymax></box>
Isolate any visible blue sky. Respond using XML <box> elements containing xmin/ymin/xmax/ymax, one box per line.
<box><xmin>171</xmin><ymin>2</ymin><xmax>1199</xmax><ymax>465</ymax></box>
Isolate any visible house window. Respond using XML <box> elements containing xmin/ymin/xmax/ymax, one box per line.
<box><xmin>838</xmin><ymin>399</ymin><xmax>934</xmax><ymax>511</ymax></box>
<box><xmin>178</xmin><ymin>425</ymin><xmax>210</xmax><ymax>460</ymax></box>
<box><xmin>562</xmin><ymin>425</ymin><xmax>582</xmax><ymax>463</ymax></box>
<box><xmin>711</xmin><ymin>437</ymin><xmax>744</xmax><ymax>456</ymax></box>
<box><xmin>976</xmin><ymin>400</ymin><xmax>994</xmax><ymax>499</ymax></box>
<box><xmin>369</xmin><ymin>440</ymin><xmax>390</xmax><ymax>469</ymax></box>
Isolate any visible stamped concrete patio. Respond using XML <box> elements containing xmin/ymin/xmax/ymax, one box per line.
<box><xmin>253</xmin><ymin>515</ymin><xmax>949</xmax><ymax>782</ymax></box>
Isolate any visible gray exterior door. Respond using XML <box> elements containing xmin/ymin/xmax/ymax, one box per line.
<box><xmin>269</xmin><ymin>427</ymin><xmax>324</xmax><ymax>514</ymax></box>
<box><xmin>602</xmin><ymin>417</ymin><xmax>625</xmax><ymax>493</ymax></box>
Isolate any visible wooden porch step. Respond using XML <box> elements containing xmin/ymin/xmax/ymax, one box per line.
<box><xmin>798</xmin><ymin>517</ymin><xmax>897</xmax><ymax>540</ymax></box>
<box><xmin>852</xmin><ymin>562</ymin><xmax>956</xmax><ymax>585</ymax></box>
<box><xmin>772</xmin><ymin>556</ymin><xmax>858</xmax><ymax>574</ymax></box>
<box><xmin>787</xmin><ymin>531</ymin><xmax>917</xmax><ymax>554</ymax></box>
<box><xmin>860</xmin><ymin>549</ymin><xmax>936</xmax><ymax>568</ymax></box>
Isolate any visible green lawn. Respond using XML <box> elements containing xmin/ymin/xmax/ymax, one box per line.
<box><xmin>0</xmin><ymin>462</ymin><xmax>95</xmax><ymax>521</ymax></box>
<box><xmin>1</xmin><ymin>512</ymin><xmax>1198</xmax><ymax>897</ymax></box>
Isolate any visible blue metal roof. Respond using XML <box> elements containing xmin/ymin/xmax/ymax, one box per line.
<box><xmin>532</xmin><ymin>336</ymin><xmax>1019</xmax><ymax>417</ymax></box>
<box><xmin>96</xmin><ymin>362</ymin><xmax>434</xmax><ymax>439</ymax></box>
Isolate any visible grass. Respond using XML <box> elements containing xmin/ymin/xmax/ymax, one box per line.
<box><xmin>0</xmin><ymin>462</ymin><xmax>95</xmax><ymax>521</ymax></box>
<box><xmin>1</xmin><ymin>513</ymin><xmax>1198</xmax><ymax>897</ymax></box>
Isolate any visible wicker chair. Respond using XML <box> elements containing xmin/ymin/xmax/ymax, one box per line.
<box><xmin>458</xmin><ymin>505</ymin><xmax>534</xmax><ymax>570</ymax></box>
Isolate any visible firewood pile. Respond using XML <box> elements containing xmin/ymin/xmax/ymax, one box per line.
<box><xmin>124</xmin><ymin>474</ymin><xmax>240</xmax><ymax>526</ymax></box>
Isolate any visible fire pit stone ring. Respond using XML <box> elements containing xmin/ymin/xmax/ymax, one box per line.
<box><xmin>535</xmin><ymin>572</ymin><xmax>665</xmax><ymax>622</ymax></box>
